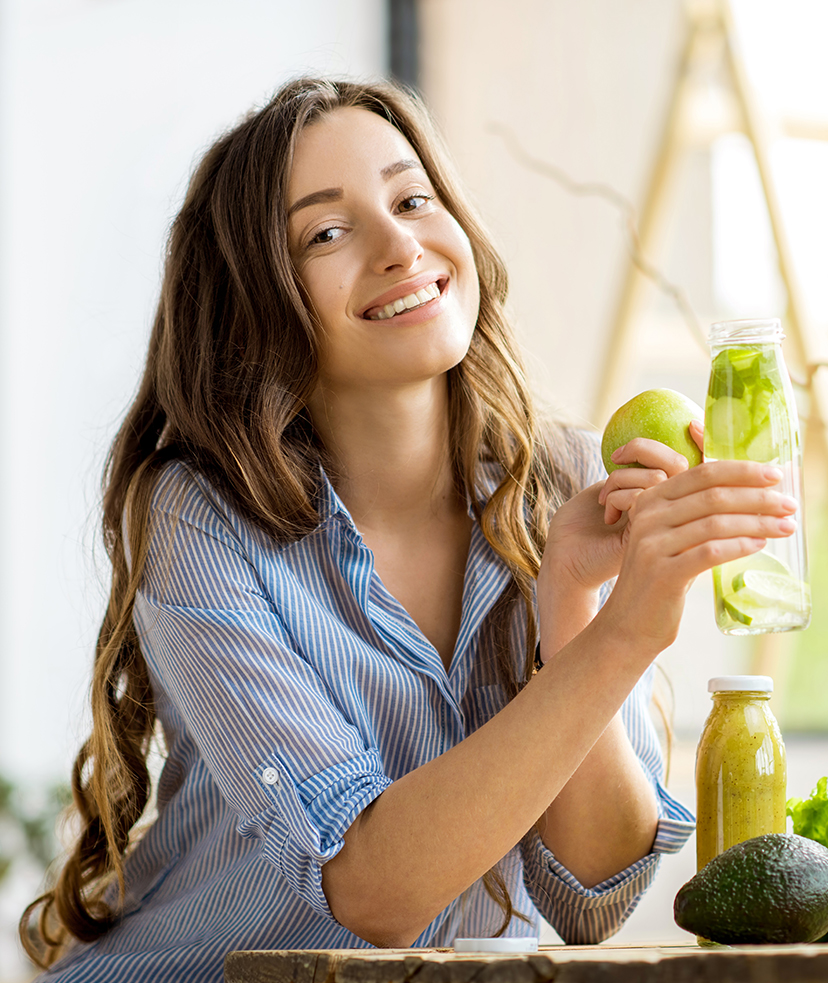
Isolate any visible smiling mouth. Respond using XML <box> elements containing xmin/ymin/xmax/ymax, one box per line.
<box><xmin>364</xmin><ymin>280</ymin><xmax>443</xmax><ymax>320</ymax></box>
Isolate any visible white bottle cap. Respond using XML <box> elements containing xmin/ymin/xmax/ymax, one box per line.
<box><xmin>708</xmin><ymin>675</ymin><xmax>773</xmax><ymax>693</ymax></box>
<box><xmin>453</xmin><ymin>937</ymin><xmax>539</xmax><ymax>953</ymax></box>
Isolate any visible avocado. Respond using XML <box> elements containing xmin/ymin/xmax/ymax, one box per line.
<box><xmin>674</xmin><ymin>833</ymin><xmax>828</xmax><ymax>944</ymax></box>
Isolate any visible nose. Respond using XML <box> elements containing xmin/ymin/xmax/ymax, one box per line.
<box><xmin>368</xmin><ymin>214</ymin><xmax>423</xmax><ymax>273</ymax></box>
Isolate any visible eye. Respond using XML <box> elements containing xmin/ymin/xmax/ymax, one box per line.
<box><xmin>307</xmin><ymin>225</ymin><xmax>345</xmax><ymax>247</ymax></box>
<box><xmin>398</xmin><ymin>193</ymin><xmax>434</xmax><ymax>213</ymax></box>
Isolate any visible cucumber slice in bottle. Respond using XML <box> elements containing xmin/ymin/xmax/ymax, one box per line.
<box><xmin>705</xmin><ymin>396</ymin><xmax>753</xmax><ymax>458</ymax></box>
<box><xmin>728</xmin><ymin>551</ymin><xmax>792</xmax><ymax>587</ymax></box>
<box><xmin>730</xmin><ymin>570</ymin><xmax>810</xmax><ymax>611</ymax></box>
<box><xmin>723</xmin><ymin>595</ymin><xmax>753</xmax><ymax>625</ymax></box>
<box><xmin>722</xmin><ymin>591</ymin><xmax>803</xmax><ymax>629</ymax></box>
<box><xmin>744</xmin><ymin>423</ymin><xmax>779</xmax><ymax>463</ymax></box>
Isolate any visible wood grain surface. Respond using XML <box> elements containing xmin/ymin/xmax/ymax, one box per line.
<box><xmin>224</xmin><ymin>943</ymin><xmax>828</xmax><ymax>983</ymax></box>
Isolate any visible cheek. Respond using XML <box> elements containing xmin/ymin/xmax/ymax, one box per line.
<box><xmin>460</xmin><ymin>247</ymin><xmax>481</xmax><ymax>325</ymax></box>
<box><xmin>299</xmin><ymin>270</ymin><xmax>343</xmax><ymax>328</ymax></box>
<box><xmin>447</xmin><ymin>221</ymin><xmax>480</xmax><ymax>313</ymax></box>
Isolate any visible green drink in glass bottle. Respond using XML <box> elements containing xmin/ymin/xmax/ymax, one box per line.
<box><xmin>705</xmin><ymin>318</ymin><xmax>810</xmax><ymax>634</ymax></box>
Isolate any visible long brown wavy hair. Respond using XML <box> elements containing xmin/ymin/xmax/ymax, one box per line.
<box><xmin>21</xmin><ymin>76</ymin><xmax>585</xmax><ymax>966</ymax></box>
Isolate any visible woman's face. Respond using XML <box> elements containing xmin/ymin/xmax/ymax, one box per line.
<box><xmin>287</xmin><ymin>107</ymin><xmax>480</xmax><ymax>396</ymax></box>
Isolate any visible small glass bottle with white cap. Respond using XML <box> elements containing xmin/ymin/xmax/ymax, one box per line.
<box><xmin>695</xmin><ymin>675</ymin><xmax>786</xmax><ymax>872</ymax></box>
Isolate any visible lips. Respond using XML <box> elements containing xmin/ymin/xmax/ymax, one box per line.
<box><xmin>360</xmin><ymin>275</ymin><xmax>447</xmax><ymax>320</ymax></box>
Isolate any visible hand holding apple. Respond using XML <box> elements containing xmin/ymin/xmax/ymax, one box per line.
<box><xmin>601</xmin><ymin>388</ymin><xmax>704</xmax><ymax>474</ymax></box>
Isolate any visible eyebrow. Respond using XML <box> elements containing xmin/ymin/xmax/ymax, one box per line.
<box><xmin>287</xmin><ymin>158</ymin><xmax>424</xmax><ymax>217</ymax></box>
<box><xmin>381</xmin><ymin>158</ymin><xmax>421</xmax><ymax>180</ymax></box>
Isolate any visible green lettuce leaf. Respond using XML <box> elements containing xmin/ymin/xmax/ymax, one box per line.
<box><xmin>787</xmin><ymin>776</ymin><xmax>828</xmax><ymax>848</ymax></box>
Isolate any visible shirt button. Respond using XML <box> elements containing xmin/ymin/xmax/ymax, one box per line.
<box><xmin>261</xmin><ymin>767</ymin><xmax>280</xmax><ymax>786</ymax></box>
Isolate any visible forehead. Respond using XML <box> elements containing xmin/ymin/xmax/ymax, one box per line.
<box><xmin>288</xmin><ymin>106</ymin><xmax>423</xmax><ymax>201</ymax></box>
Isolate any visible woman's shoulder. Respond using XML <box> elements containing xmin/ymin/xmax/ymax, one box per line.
<box><xmin>144</xmin><ymin>458</ymin><xmax>268</xmax><ymax>557</ymax></box>
<box><xmin>145</xmin><ymin>457</ymin><xmax>324</xmax><ymax>557</ymax></box>
<box><xmin>149</xmin><ymin>458</ymin><xmax>227</xmax><ymax>519</ymax></box>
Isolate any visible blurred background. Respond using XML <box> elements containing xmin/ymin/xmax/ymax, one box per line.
<box><xmin>1</xmin><ymin>0</ymin><xmax>827</xmax><ymax>978</ymax></box>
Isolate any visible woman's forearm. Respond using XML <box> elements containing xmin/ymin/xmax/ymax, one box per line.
<box><xmin>535</xmin><ymin>580</ymin><xmax>659</xmax><ymax>887</ymax></box>
<box><xmin>537</xmin><ymin>716</ymin><xmax>659</xmax><ymax>887</ymax></box>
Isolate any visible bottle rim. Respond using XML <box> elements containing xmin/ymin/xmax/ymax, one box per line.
<box><xmin>708</xmin><ymin>674</ymin><xmax>773</xmax><ymax>693</ymax></box>
<box><xmin>708</xmin><ymin>318</ymin><xmax>784</xmax><ymax>346</ymax></box>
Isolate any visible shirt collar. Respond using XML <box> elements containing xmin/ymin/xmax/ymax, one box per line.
<box><xmin>314</xmin><ymin>464</ymin><xmax>351</xmax><ymax>525</ymax></box>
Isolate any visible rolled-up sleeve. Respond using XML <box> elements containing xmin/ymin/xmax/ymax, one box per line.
<box><xmin>132</xmin><ymin>466</ymin><xmax>393</xmax><ymax>920</ymax></box>
<box><xmin>254</xmin><ymin>750</ymin><xmax>392</xmax><ymax>915</ymax></box>
<box><xmin>519</xmin><ymin>666</ymin><xmax>695</xmax><ymax>943</ymax></box>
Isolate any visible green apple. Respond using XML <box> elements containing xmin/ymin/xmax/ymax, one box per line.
<box><xmin>601</xmin><ymin>388</ymin><xmax>704</xmax><ymax>473</ymax></box>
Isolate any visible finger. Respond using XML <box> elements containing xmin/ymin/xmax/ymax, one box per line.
<box><xmin>643</xmin><ymin>484</ymin><xmax>798</xmax><ymax>532</ymax></box>
<box><xmin>647</xmin><ymin>535</ymin><xmax>771</xmax><ymax>586</ymax></box>
<box><xmin>604</xmin><ymin>489</ymin><xmax>646</xmax><ymax>525</ymax></box>
<box><xmin>610</xmin><ymin>437</ymin><xmax>691</xmax><ymax>477</ymax></box>
<box><xmin>601</xmin><ymin>470</ymin><xmax>670</xmax><ymax>523</ymax></box>
<box><xmin>656</xmin><ymin>461</ymin><xmax>784</xmax><ymax>501</ymax></box>
<box><xmin>689</xmin><ymin>418</ymin><xmax>704</xmax><ymax>453</ymax></box>
<box><xmin>646</xmin><ymin>511</ymin><xmax>796</xmax><ymax>561</ymax></box>
<box><xmin>598</xmin><ymin>466</ymin><xmax>668</xmax><ymax>506</ymax></box>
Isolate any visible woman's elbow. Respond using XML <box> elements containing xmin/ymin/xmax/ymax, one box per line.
<box><xmin>326</xmin><ymin>896</ymin><xmax>424</xmax><ymax>949</ymax></box>
<box><xmin>322</xmin><ymin>861</ymin><xmax>427</xmax><ymax>948</ymax></box>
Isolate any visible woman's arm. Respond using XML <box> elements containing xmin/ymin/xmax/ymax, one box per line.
<box><xmin>533</xmin><ymin>581</ymin><xmax>658</xmax><ymax>888</ymax></box>
<box><xmin>321</xmin><ymin>604</ymin><xmax>656</xmax><ymax>948</ymax></box>
<box><xmin>321</xmin><ymin>456</ymin><xmax>797</xmax><ymax>946</ymax></box>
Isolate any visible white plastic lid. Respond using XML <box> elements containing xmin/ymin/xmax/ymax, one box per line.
<box><xmin>453</xmin><ymin>937</ymin><xmax>539</xmax><ymax>953</ymax></box>
<box><xmin>708</xmin><ymin>675</ymin><xmax>773</xmax><ymax>693</ymax></box>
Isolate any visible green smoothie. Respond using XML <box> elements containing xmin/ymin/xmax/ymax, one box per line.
<box><xmin>696</xmin><ymin>684</ymin><xmax>787</xmax><ymax>872</ymax></box>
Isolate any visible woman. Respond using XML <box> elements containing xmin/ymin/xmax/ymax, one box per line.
<box><xmin>22</xmin><ymin>76</ymin><xmax>796</xmax><ymax>981</ymax></box>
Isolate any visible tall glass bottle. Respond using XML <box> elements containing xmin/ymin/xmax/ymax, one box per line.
<box><xmin>704</xmin><ymin>318</ymin><xmax>810</xmax><ymax>634</ymax></box>
<box><xmin>695</xmin><ymin>675</ymin><xmax>787</xmax><ymax>873</ymax></box>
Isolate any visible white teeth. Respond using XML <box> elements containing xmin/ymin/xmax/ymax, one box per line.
<box><xmin>368</xmin><ymin>281</ymin><xmax>441</xmax><ymax>320</ymax></box>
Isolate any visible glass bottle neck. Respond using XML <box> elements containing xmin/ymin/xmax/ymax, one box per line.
<box><xmin>709</xmin><ymin>318</ymin><xmax>784</xmax><ymax>346</ymax></box>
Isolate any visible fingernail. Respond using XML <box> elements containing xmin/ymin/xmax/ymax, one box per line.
<box><xmin>780</xmin><ymin>495</ymin><xmax>798</xmax><ymax>511</ymax></box>
<box><xmin>611</xmin><ymin>447</ymin><xmax>624</xmax><ymax>460</ymax></box>
<box><xmin>764</xmin><ymin>466</ymin><xmax>783</xmax><ymax>481</ymax></box>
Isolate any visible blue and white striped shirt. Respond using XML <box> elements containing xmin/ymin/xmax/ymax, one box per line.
<box><xmin>41</xmin><ymin>446</ymin><xmax>693</xmax><ymax>983</ymax></box>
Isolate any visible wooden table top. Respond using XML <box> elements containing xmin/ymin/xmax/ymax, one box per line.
<box><xmin>224</xmin><ymin>942</ymin><xmax>828</xmax><ymax>983</ymax></box>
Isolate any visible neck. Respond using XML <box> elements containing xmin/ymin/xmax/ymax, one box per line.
<box><xmin>310</xmin><ymin>377</ymin><xmax>463</xmax><ymax>530</ymax></box>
